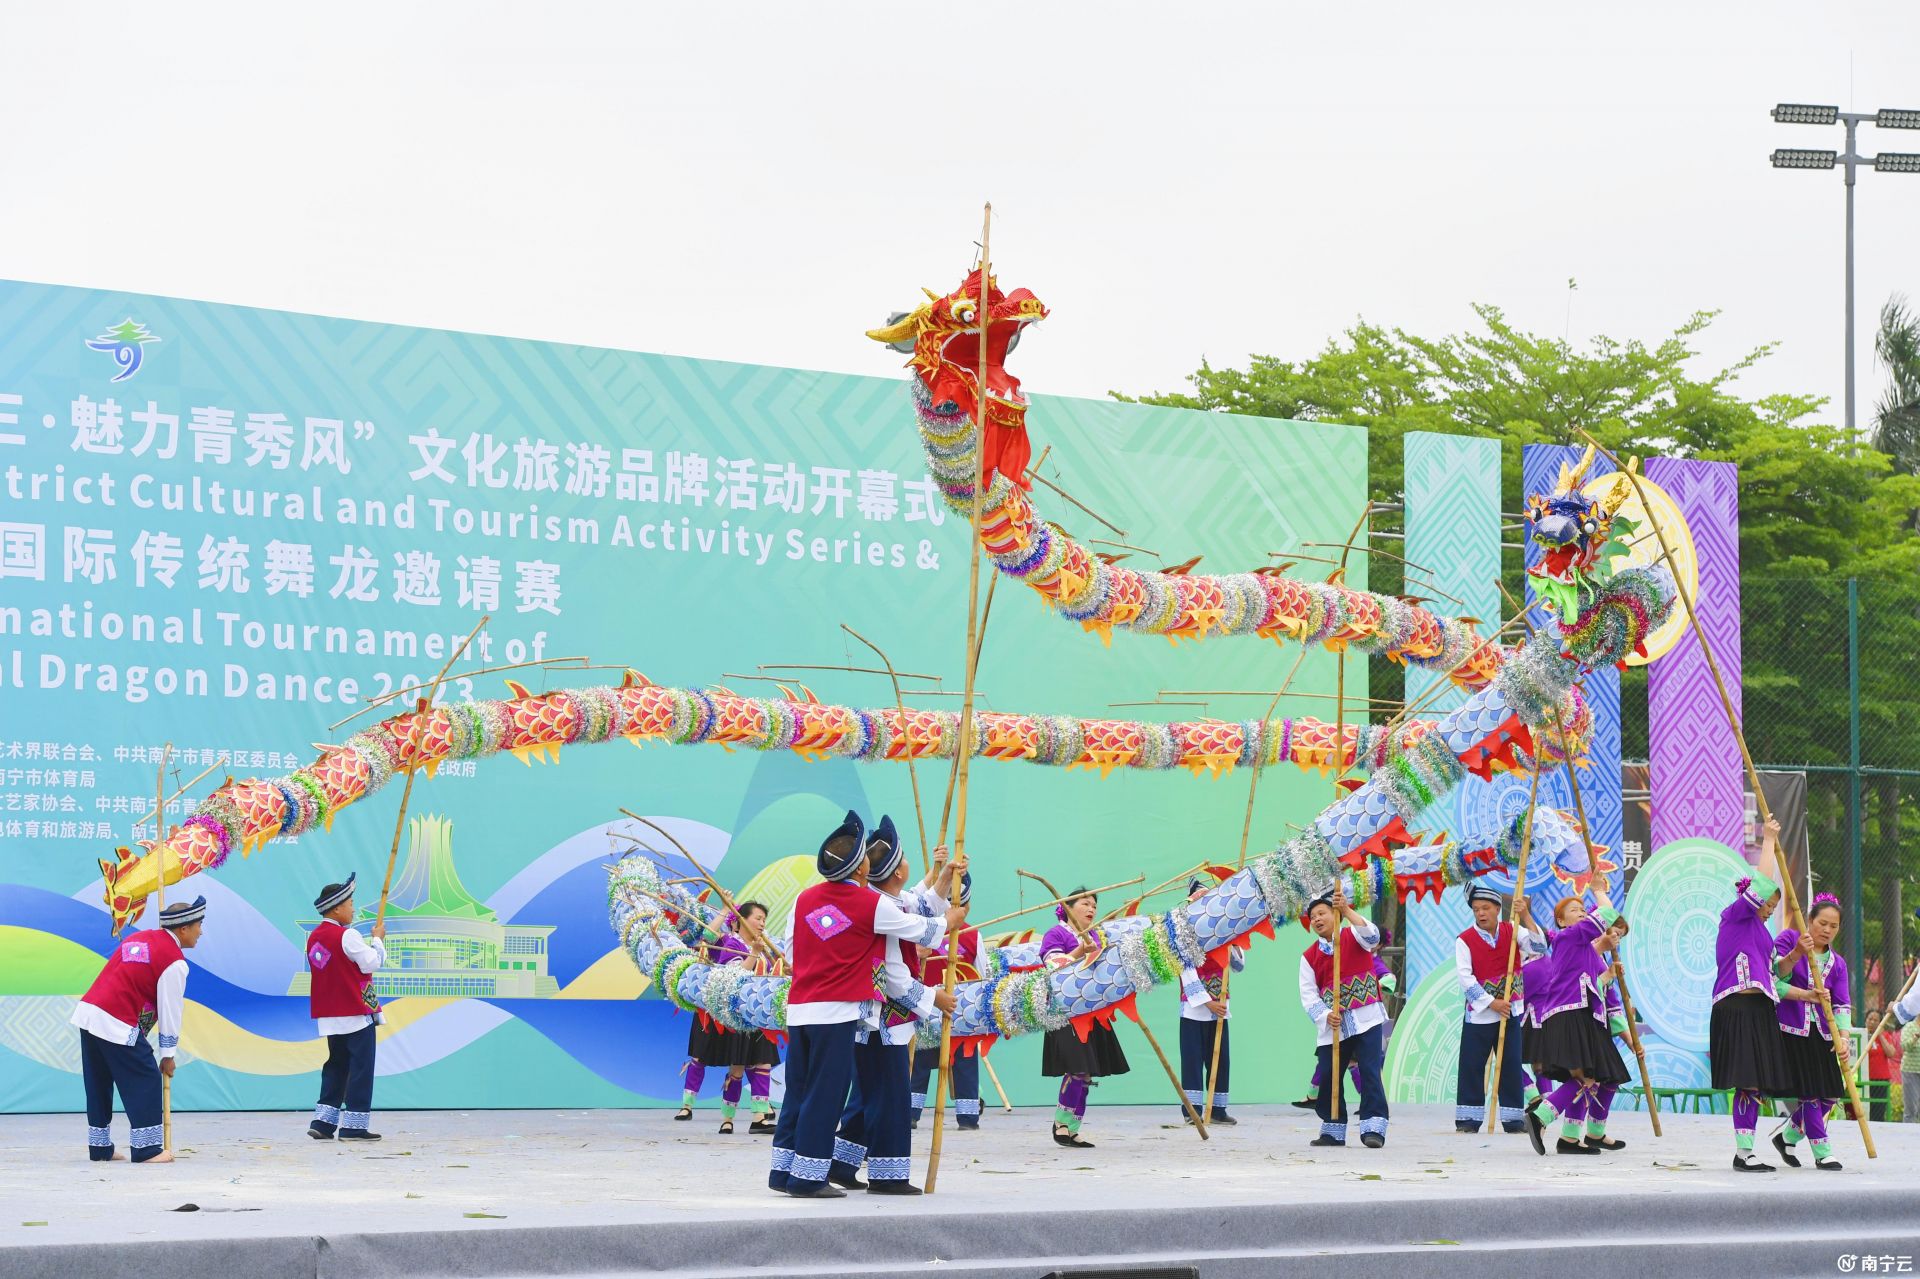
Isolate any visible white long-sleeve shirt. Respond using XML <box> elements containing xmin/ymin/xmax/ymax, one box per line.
<box><xmin>1894</xmin><ymin>974</ymin><xmax>1920</xmax><ymax>1028</ymax></box>
<box><xmin>859</xmin><ymin>882</ymin><xmax>948</xmax><ymax>1045</ymax></box>
<box><xmin>1297</xmin><ymin>921</ymin><xmax>1384</xmax><ymax>1047</ymax></box>
<box><xmin>787</xmin><ymin>888</ymin><xmax>947</xmax><ymax>1028</ymax></box>
<box><xmin>70</xmin><ymin>957</ymin><xmax>188</xmax><ymax>1059</ymax></box>
<box><xmin>1178</xmin><ymin>947</ymin><xmax>1246</xmax><ymax>1022</ymax></box>
<box><xmin>1454</xmin><ymin>923</ymin><xmax>1547</xmax><ymax>1024</ymax></box>
<box><xmin>315</xmin><ymin>927</ymin><xmax>387</xmax><ymax>1037</ymax></box>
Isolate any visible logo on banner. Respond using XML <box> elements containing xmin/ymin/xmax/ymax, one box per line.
<box><xmin>85</xmin><ymin>318</ymin><xmax>161</xmax><ymax>383</ymax></box>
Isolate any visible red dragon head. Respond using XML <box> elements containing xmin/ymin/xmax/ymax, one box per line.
<box><xmin>868</xmin><ymin>269</ymin><xmax>1048</xmax><ymax>488</ymax></box>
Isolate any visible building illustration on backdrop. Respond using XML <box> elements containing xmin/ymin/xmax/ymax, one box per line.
<box><xmin>286</xmin><ymin>814</ymin><xmax>557</xmax><ymax>1000</ymax></box>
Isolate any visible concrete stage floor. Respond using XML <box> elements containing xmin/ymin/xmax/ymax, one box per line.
<box><xmin>3</xmin><ymin>1104</ymin><xmax>1916</xmax><ymax>1278</ymax></box>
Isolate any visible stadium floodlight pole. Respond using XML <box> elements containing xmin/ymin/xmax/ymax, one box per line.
<box><xmin>1769</xmin><ymin>103</ymin><xmax>1920</xmax><ymax>452</ymax></box>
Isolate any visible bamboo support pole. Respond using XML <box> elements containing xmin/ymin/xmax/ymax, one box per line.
<box><xmin>842</xmin><ymin>624</ymin><xmax>932</xmax><ymax>874</ymax></box>
<box><xmin>154</xmin><ymin>744</ymin><xmax>173</xmax><ymax>1153</ymax></box>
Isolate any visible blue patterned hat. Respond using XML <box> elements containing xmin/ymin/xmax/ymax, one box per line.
<box><xmin>865</xmin><ymin>814</ymin><xmax>903</xmax><ymax>882</ymax></box>
<box><xmin>315</xmin><ymin>873</ymin><xmax>357</xmax><ymax>913</ymax></box>
<box><xmin>158</xmin><ymin>896</ymin><xmax>206</xmax><ymax>928</ymax></box>
<box><xmin>818</xmin><ymin>811</ymin><xmax>866</xmax><ymax>882</ymax></box>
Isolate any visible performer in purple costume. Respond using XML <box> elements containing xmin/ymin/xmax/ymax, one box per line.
<box><xmin>675</xmin><ymin>904</ymin><xmax>782</xmax><ymax>1133</ymax></box>
<box><xmin>1770</xmin><ymin>892</ymin><xmax>1851</xmax><ymax>1171</ymax></box>
<box><xmin>1523</xmin><ymin>893</ymin><xmax>1630</xmax><ymax>1156</ymax></box>
<box><xmin>1711</xmin><ymin>817</ymin><xmax>1795</xmax><ymax>1172</ymax></box>
<box><xmin>1041</xmin><ymin>888</ymin><xmax>1129</xmax><ymax>1149</ymax></box>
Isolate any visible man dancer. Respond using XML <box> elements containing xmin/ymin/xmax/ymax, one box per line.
<box><xmin>1454</xmin><ymin>883</ymin><xmax>1545</xmax><ymax>1133</ymax></box>
<box><xmin>306</xmin><ymin>873</ymin><xmax>387</xmax><ymax>1141</ymax></box>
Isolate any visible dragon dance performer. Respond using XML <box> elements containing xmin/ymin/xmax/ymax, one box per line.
<box><xmin>828</xmin><ymin>817</ymin><xmax>959</xmax><ymax>1194</ymax></box>
<box><xmin>769</xmin><ymin>812</ymin><xmax>961</xmax><ymax>1199</ymax></box>
<box><xmin>911</xmin><ymin>870</ymin><xmax>982</xmax><ymax>1131</ymax></box>
<box><xmin>1771</xmin><ymin>893</ymin><xmax>1851</xmax><ymax>1171</ymax></box>
<box><xmin>1712</xmin><ymin>817</ymin><xmax>1795</xmax><ymax>1172</ymax></box>
<box><xmin>1454</xmin><ymin>883</ymin><xmax>1546</xmax><ymax>1134</ymax></box>
<box><xmin>1041</xmin><ymin>887</ymin><xmax>1130</xmax><ymax>1149</ymax></box>
<box><xmin>1522</xmin><ymin>893</ymin><xmax>1629</xmax><ymax>1156</ymax></box>
<box><xmin>1177</xmin><ymin>877</ymin><xmax>1244</xmax><ymax>1127</ymax></box>
<box><xmin>306</xmin><ymin>874</ymin><xmax>387</xmax><ymax>1142</ymax></box>
<box><xmin>1298</xmin><ymin>883</ymin><xmax>1390</xmax><ymax>1148</ymax></box>
<box><xmin>1890</xmin><ymin>913</ymin><xmax>1920</xmax><ymax>1031</ymax></box>
<box><xmin>1291</xmin><ymin>948</ymin><xmax>1394</xmax><ymax>1110</ymax></box>
<box><xmin>675</xmin><ymin>902</ymin><xmax>782</xmax><ymax>1134</ymax></box>
<box><xmin>71</xmin><ymin>896</ymin><xmax>205</xmax><ymax>1164</ymax></box>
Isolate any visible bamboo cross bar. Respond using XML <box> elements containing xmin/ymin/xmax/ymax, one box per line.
<box><xmin>615</xmin><ymin>813</ymin><xmax>780</xmax><ymax>964</ymax></box>
<box><xmin>1576</xmin><ymin>428</ymin><xmax>1874</xmax><ymax>1158</ymax></box>
<box><xmin>968</xmin><ymin>875</ymin><xmax>1145</xmax><ymax>932</ymax></box>
<box><xmin>132</xmin><ymin>758</ymin><xmax>227</xmax><ymax>832</ymax></box>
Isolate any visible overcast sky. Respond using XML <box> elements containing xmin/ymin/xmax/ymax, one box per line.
<box><xmin>4</xmin><ymin>1</ymin><xmax>1917</xmax><ymax>429</ymax></box>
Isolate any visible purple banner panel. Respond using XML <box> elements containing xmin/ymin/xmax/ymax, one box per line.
<box><xmin>1645</xmin><ymin>457</ymin><xmax>1743</xmax><ymax>851</ymax></box>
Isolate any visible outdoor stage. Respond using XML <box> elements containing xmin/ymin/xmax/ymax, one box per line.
<box><xmin>3</xmin><ymin>1105</ymin><xmax>1915</xmax><ymax>1278</ymax></box>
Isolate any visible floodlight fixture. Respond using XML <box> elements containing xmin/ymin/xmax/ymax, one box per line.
<box><xmin>1771</xmin><ymin>148</ymin><xmax>1839</xmax><ymax>170</ymax></box>
<box><xmin>1874</xmin><ymin>152</ymin><xmax>1920</xmax><ymax>174</ymax></box>
<box><xmin>1772</xmin><ymin>103</ymin><xmax>1840</xmax><ymax>125</ymax></box>
<box><xmin>1874</xmin><ymin>108</ymin><xmax>1920</xmax><ymax>131</ymax></box>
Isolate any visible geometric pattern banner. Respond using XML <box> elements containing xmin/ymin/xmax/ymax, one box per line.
<box><xmin>1400</xmin><ymin>432</ymin><xmax>1502</xmax><ymax>990</ymax></box>
<box><xmin>1645</xmin><ymin>457</ymin><xmax>1744</xmax><ymax>852</ymax></box>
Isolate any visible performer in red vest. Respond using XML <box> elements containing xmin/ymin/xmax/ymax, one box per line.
<box><xmin>1297</xmin><ymin>881</ymin><xmax>1389</xmax><ymax>1148</ymax></box>
<box><xmin>912</xmin><ymin>869</ymin><xmax>982</xmax><ymax>1131</ymax></box>
<box><xmin>1454</xmin><ymin>882</ymin><xmax>1546</xmax><ymax>1133</ymax></box>
<box><xmin>70</xmin><ymin>896</ymin><xmax>206</xmax><ymax>1163</ymax></box>
<box><xmin>1177</xmin><ymin>876</ymin><xmax>1246</xmax><ymax>1127</ymax></box>
<box><xmin>305</xmin><ymin>873</ymin><xmax>387</xmax><ymax>1141</ymax></box>
<box><xmin>768</xmin><ymin>811</ymin><xmax>966</xmax><ymax>1199</ymax></box>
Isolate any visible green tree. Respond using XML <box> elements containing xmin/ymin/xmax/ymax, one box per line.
<box><xmin>1874</xmin><ymin>294</ymin><xmax>1920</xmax><ymax>477</ymax></box>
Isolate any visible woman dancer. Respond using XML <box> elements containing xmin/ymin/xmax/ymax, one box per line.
<box><xmin>1711</xmin><ymin>817</ymin><xmax>1795</xmax><ymax>1172</ymax></box>
<box><xmin>1772</xmin><ymin>893</ymin><xmax>1850</xmax><ymax>1170</ymax></box>
<box><xmin>1040</xmin><ymin>888</ymin><xmax>1129</xmax><ymax>1148</ymax></box>
<box><xmin>1523</xmin><ymin>894</ymin><xmax>1631</xmax><ymax>1155</ymax></box>
<box><xmin>674</xmin><ymin>902</ymin><xmax>782</xmax><ymax>1133</ymax></box>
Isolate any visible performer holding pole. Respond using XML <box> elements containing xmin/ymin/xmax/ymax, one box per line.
<box><xmin>305</xmin><ymin>875</ymin><xmax>386</xmax><ymax>1142</ymax></box>
<box><xmin>1299</xmin><ymin>881</ymin><xmax>1390</xmax><ymax>1148</ymax></box>
<box><xmin>71</xmin><ymin>893</ymin><xmax>204</xmax><ymax>1164</ymax></box>
<box><xmin>1455</xmin><ymin>883</ymin><xmax>1545</xmax><ymax>1134</ymax></box>
<box><xmin>1523</xmin><ymin>892</ymin><xmax>1631</xmax><ymax>1156</ymax></box>
<box><xmin>1178</xmin><ymin>875</ymin><xmax>1244</xmax><ymax>1127</ymax></box>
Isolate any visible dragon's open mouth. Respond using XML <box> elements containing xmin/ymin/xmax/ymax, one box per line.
<box><xmin>939</xmin><ymin>308</ymin><xmax>1041</xmax><ymax>411</ymax></box>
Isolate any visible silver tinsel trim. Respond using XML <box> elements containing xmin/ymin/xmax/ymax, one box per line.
<box><xmin>1112</xmin><ymin>932</ymin><xmax>1155</xmax><ymax>996</ymax></box>
<box><xmin>1167</xmin><ymin>907</ymin><xmax>1205</xmax><ymax>968</ymax></box>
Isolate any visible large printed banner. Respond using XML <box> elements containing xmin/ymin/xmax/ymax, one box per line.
<box><xmin>0</xmin><ymin>281</ymin><xmax>1367</xmax><ymax>1111</ymax></box>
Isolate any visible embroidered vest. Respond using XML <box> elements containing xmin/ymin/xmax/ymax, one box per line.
<box><xmin>1459</xmin><ymin>923</ymin><xmax>1523</xmax><ymax>1002</ymax></box>
<box><xmin>307</xmin><ymin>920</ymin><xmax>381</xmax><ymax>1019</ymax></box>
<box><xmin>81</xmin><ymin>928</ymin><xmax>184</xmax><ymax>1035</ymax></box>
<box><xmin>1303</xmin><ymin>929</ymin><xmax>1383</xmax><ymax>1014</ymax></box>
<box><xmin>787</xmin><ymin>883</ymin><xmax>885</xmax><ymax>1006</ymax></box>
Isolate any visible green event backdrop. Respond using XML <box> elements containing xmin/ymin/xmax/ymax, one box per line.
<box><xmin>0</xmin><ymin>279</ymin><xmax>1366</xmax><ymax>1112</ymax></box>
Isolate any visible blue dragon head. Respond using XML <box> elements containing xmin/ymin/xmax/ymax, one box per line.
<box><xmin>1524</xmin><ymin>445</ymin><xmax>1637</xmax><ymax>619</ymax></box>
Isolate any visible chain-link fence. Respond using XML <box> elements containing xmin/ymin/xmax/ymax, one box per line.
<box><xmin>1620</xmin><ymin>575</ymin><xmax>1920</xmax><ymax>1022</ymax></box>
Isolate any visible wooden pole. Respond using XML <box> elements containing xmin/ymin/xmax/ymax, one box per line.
<box><xmin>130</xmin><ymin>758</ymin><xmax>225</xmax><ymax>832</ymax></box>
<box><xmin>1577</xmin><ymin>429</ymin><xmax>1874</xmax><ymax>1158</ymax></box>
<box><xmin>375</xmin><ymin>615</ymin><xmax>487</xmax><ymax>929</ymax></box>
<box><xmin>1858</xmin><ymin>965</ymin><xmax>1919</xmax><ymax>1080</ymax></box>
<box><xmin>981</xmin><ymin>1051</ymin><xmax>1014</xmax><ymax>1113</ymax></box>
<box><xmin>615</xmin><ymin>815</ymin><xmax>779</xmax><ymax>963</ymax></box>
<box><xmin>1328</xmin><ymin>898</ymin><xmax>1344</xmax><ymax>1123</ymax></box>
<box><xmin>1202</xmin><ymin>646</ymin><xmax>1313</xmax><ymax>1121</ymax></box>
<box><xmin>154</xmin><ymin>743</ymin><xmax>173</xmax><ymax>1154</ymax></box>
<box><xmin>842</xmin><ymin>623</ymin><xmax>931</xmax><ymax>875</ymax></box>
<box><xmin>1486</xmin><ymin>767</ymin><xmax>1543</xmax><ymax>1133</ymax></box>
<box><xmin>936</xmin><ymin>569</ymin><xmax>1000</xmax><ymax>849</ymax></box>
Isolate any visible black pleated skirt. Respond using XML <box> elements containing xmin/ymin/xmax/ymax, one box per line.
<box><xmin>1530</xmin><ymin>1007</ymin><xmax>1630</xmax><ymax>1086</ymax></box>
<box><xmin>1042</xmin><ymin>1022</ymin><xmax>1130</xmax><ymax>1078</ymax></box>
<box><xmin>1780</xmin><ymin>1027</ymin><xmax>1847</xmax><ymax>1100</ymax></box>
<box><xmin>1709</xmin><ymin>993</ymin><xmax>1796</xmax><ymax>1095</ymax></box>
<box><xmin>709</xmin><ymin>1025</ymin><xmax>782</xmax><ymax>1068</ymax></box>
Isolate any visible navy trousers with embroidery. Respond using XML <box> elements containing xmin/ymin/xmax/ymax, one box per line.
<box><xmin>1313</xmin><ymin>1023</ymin><xmax>1388</xmax><ymax>1141</ymax></box>
<box><xmin>909</xmin><ymin>1045</ymin><xmax>981</xmax><ymax>1126</ymax></box>
<box><xmin>1178</xmin><ymin>1017</ymin><xmax>1231</xmax><ymax>1115</ymax></box>
<box><xmin>832</xmin><ymin>1037</ymin><xmax>914</xmax><ymax>1184</ymax></box>
<box><xmin>1456</xmin><ymin>1017</ymin><xmax>1527</xmax><ymax>1128</ymax></box>
<box><xmin>312</xmin><ymin>1024</ymin><xmax>377</xmax><ymax>1134</ymax></box>
<box><xmin>80</xmin><ymin>1031</ymin><xmax>165</xmax><ymax>1161</ymax></box>
<box><xmin>769</xmin><ymin>1020</ymin><xmax>856</xmax><ymax>1192</ymax></box>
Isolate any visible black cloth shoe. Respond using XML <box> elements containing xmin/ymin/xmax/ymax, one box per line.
<box><xmin>1209</xmin><ymin>1111</ymin><xmax>1236</xmax><ymax>1126</ymax></box>
<box><xmin>1360</xmin><ymin>1132</ymin><xmax>1385</xmax><ymax>1149</ymax></box>
<box><xmin>1732</xmin><ymin>1153</ymin><xmax>1775</xmax><ymax>1173</ymax></box>
<box><xmin>827</xmin><ymin>1167</ymin><xmax>866</xmax><ymax>1190</ymax></box>
<box><xmin>307</xmin><ymin>1124</ymin><xmax>335</xmax><ymax>1141</ymax></box>
<box><xmin>337</xmin><ymin>1129</ymin><xmax>381</xmax><ymax>1141</ymax></box>
<box><xmin>1586</xmin><ymin>1135</ymin><xmax>1625</xmax><ymax>1151</ymax></box>
<box><xmin>867</xmin><ymin>1181</ymin><xmax>923</xmax><ymax>1195</ymax></box>
<box><xmin>749</xmin><ymin>1117</ymin><xmax>777</xmax><ymax>1136</ymax></box>
<box><xmin>1525</xmin><ymin>1107</ymin><xmax>1548</xmax><ymax>1157</ymax></box>
<box><xmin>718</xmin><ymin>1119</ymin><xmax>734</xmax><ymax>1135</ymax></box>
<box><xmin>1290</xmin><ymin>1096</ymin><xmax>1318</xmax><ymax>1111</ymax></box>
<box><xmin>786</xmin><ymin>1182</ymin><xmax>846</xmax><ymax>1198</ymax></box>
<box><xmin>1555</xmin><ymin>1137</ymin><xmax>1596</xmax><ymax>1155</ymax></box>
<box><xmin>1455</xmin><ymin>1122</ymin><xmax>1480</xmax><ymax>1133</ymax></box>
<box><xmin>957</xmin><ymin>1119</ymin><xmax>980</xmax><ymax>1130</ymax></box>
<box><xmin>1309</xmin><ymin>1135</ymin><xmax>1344</xmax><ymax>1147</ymax></box>
<box><xmin>1502</xmin><ymin>1121</ymin><xmax>1527</xmax><ymax>1134</ymax></box>
<box><xmin>1771</xmin><ymin>1132</ymin><xmax>1801</xmax><ymax>1168</ymax></box>
<box><xmin>673</xmin><ymin>1106</ymin><xmax>693</xmax><ymax>1121</ymax></box>
<box><xmin>1815</xmin><ymin>1157</ymin><xmax>1844</xmax><ymax>1171</ymax></box>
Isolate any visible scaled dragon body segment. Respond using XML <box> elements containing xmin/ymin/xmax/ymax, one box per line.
<box><xmin>91</xmin><ymin>678</ymin><xmax>1586</xmax><ymax>931</ymax></box>
<box><xmin>870</xmin><ymin>274</ymin><xmax>1506</xmax><ymax>683</ymax></box>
